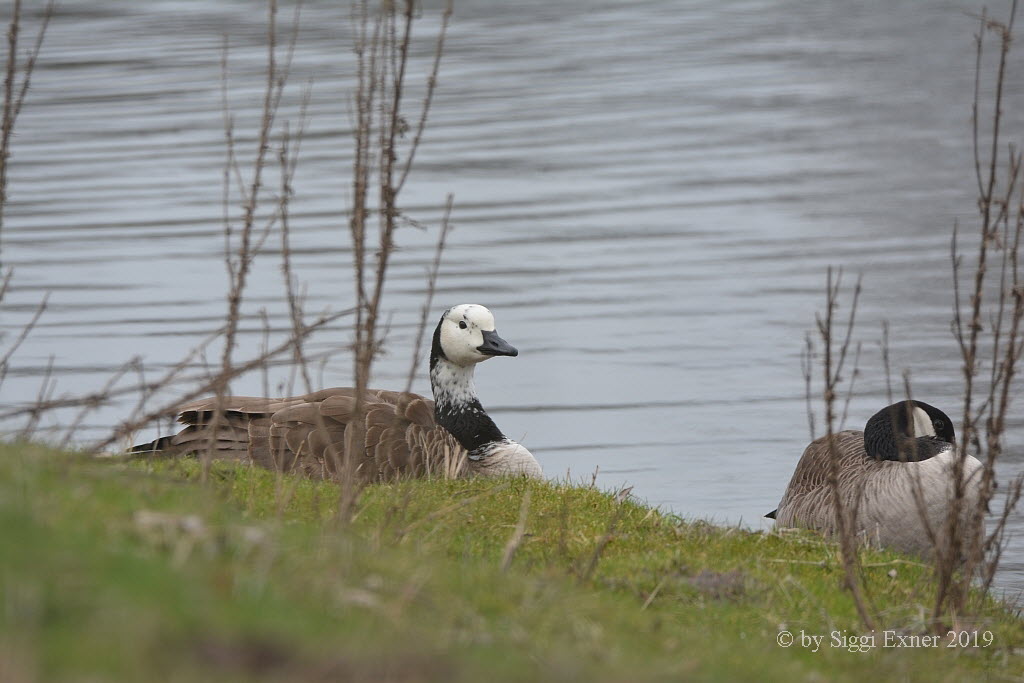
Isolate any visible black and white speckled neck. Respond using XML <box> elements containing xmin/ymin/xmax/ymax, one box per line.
<box><xmin>429</xmin><ymin>321</ymin><xmax>507</xmax><ymax>455</ymax></box>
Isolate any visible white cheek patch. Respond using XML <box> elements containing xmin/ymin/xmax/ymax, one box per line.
<box><xmin>440</xmin><ymin>323</ymin><xmax>470</xmax><ymax>365</ymax></box>
<box><xmin>439</xmin><ymin>320</ymin><xmax>488</xmax><ymax>366</ymax></box>
<box><xmin>911</xmin><ymin>406</ymin><xmax>936</xmax><ymax>437</ymax></box>
<box><xmin>439</xmin><ymin>304</ymin><xmax>499</xmax><ymax>366</ymax></box>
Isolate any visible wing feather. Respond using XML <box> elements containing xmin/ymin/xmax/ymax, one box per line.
<box><xmin>774</xmin><ymin>430</ymin><xmax>870</xmax><ymax>532</ymax></box>
<box><xmin>136</xmin><ymin>386</ymin><xmax>469</xmax><ymax>482</ymax></box>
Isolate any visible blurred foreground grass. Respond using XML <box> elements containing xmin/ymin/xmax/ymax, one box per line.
<box><xmin>1</xmin><ymin>442</ymin><xmax>1022</xmax><ymax>681</ymax></box>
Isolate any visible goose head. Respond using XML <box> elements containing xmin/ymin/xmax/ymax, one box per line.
<box><xmin>431</xmin><ymin>304</ymin><xmax>518</xmax><ymax>368</ymax></box>
<box><xmin>864</xmin><ymin>400</ymin><xmax>955</xmax><ymax>462</ymax></box>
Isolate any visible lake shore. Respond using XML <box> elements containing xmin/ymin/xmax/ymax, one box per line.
<box><xmin>1</xmin><ymin>442</ymin><xmax>1021</xmax><ymax>681</ymax></box>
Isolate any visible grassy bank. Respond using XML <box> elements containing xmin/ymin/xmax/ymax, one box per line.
<box><xmin>1</xmin><ymin>442</ymin><xmax>1022</xmax><ymax>681</ymax></box>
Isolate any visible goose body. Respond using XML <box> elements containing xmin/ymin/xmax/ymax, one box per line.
<box><xmin>132</xmin><ymin>304</ymin><xmax>542</xmax><ymax>480</ymax></box>
<box><xmin>768</xmin><ymin>401</ymin><xmax>983</xmax><ymax>556</ymax></box>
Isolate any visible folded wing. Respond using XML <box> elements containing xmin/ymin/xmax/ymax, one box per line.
<box><xmin>134</xmin><ymin>387</ymin><xmax>466</xmax><ymax>480</ymax></box>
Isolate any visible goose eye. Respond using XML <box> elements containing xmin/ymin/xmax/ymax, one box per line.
<box><xmin>459</xmin><ymin>321</ymin><xmax>468</xmax><ymax>330</ymax></box>
<box><xmin>934</xmin><ymin>419</ymin><xmax>945</xmax><ymax>430</ymax></box>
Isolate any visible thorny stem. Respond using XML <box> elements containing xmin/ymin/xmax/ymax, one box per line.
<box><xmin>278</xmin><ymin>88</ymin><xmax>314</xmax><ymax>394</ymax></box>
<box><xmin>403</xmin><ymin>194</ymin><xmax>455</xmax><ymax>395</ymax></box>
<box><xmin>91</xmin><ymin>309</ymin><xmax>349</xmax><ymax>454</ymax></box>
<box><xmin>936</xmin><ymin>1</ymin><xmax>1023</xmax><ymax>621</ymax></box>
<box><xmin>219</xmin><ymin>0</ymin><xmax>280</xmax><ymax>378</ymax></box>
<box><xmin>0</xmin><ymin>0</ymin><xmax>52</xmax><ymax>268</ymax></box>
<box><xmin>343</xmin><ymin>0</ymin><xmax>450</xmax><ymax>520</ymax></box>
<box><xmin>819</xmin><ymin>268</ymin><xmax>875</xmax><ymax>631</ymax></box>
<box><xmin>206</xmin><ymin>0</ymin><xmax>302</xmax><ymax>480</ymax></box>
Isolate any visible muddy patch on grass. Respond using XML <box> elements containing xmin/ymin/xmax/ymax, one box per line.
<box><xmin>687</xmin><ymin>569</ymin><xmax>747</xmax><ymax>600</ymax></box>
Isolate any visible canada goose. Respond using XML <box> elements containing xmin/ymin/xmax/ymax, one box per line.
<box><xmin>766</xmin><ymin>400</ymin><xmax>983</xmax><ymax>556</ymax></box>
<box><xmin>132</xmin><ymin>304</ymin><xmax>542</xmax><ymax>480</ymax></box>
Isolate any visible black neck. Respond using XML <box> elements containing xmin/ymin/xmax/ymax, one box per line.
<box><xmin>434</xmin><ymin>393</ymin><xmax>507</xmax><ymax>453</ymax></box>
<box><xmin>429</xmin><ymin>318</ymin><xmax>445</xmax><ymax>373</ymax></box>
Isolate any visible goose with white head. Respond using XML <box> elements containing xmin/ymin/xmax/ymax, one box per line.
<box><xmin>131</xmin><ymin>304</ymin><xmax>542</xmax><ymax>480</ymax></box>
<box><xmin>766</xmin><ymin>400</ymin><xmax>983</xmax><ymax>557</ymax></box>
<box><xmin>429</xmin><ymin>304</ymin><xmax>541</xmax><ymax>476</ymax></box>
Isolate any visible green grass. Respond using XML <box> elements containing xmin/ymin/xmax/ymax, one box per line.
<box><xmin>1</xmin><ymin>442</ymin><xmax>1022</xmax><ymax>681</ymax></box>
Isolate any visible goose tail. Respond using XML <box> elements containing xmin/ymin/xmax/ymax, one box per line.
<box><xmin>764</xmin><ymin>509</ymin><xmax>777</xmax><ymax>520</ymax></box>
<box><xmin>129</xmin><ymin>435</ymin><xmax>176</xmax><ymax>453</ymax></box>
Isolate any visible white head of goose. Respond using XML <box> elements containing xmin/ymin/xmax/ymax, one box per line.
<box><xmin>428</xmin><ymin>304</ymin><xmax>541</xmax><ymax>474</ymax></box>
<box><xmin>767</xmin><ymin>400</ymin><xmax>983</xmax><ymax>557</ymax></box>
<box><xmin>131</xmin><ymin>304</ymin><xmax>542</xmax><ymax>480</ymax></box>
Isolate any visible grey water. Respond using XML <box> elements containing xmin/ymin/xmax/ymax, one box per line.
<box><xmin>3</xmin><ymin>0</ymin><xmax>1024</xmax><ymax>596</ymax></box>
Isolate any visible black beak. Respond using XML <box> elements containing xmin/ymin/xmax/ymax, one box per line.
<box><xmin>477</xmin><ymin>329</ymin><xmax>518</xmax><ymax>357</ymax></box>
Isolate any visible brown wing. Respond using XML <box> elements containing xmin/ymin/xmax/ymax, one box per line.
<box><xmin>774</xmin><ymin>430</ymin><xmax>873</xmax><ymax>532</ymax></box>
<box><xmin>132</xmin><ymin>388</ymin><xmax>465</xmax><ymax>481</ymax></box>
